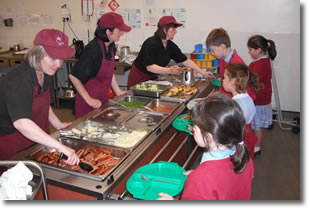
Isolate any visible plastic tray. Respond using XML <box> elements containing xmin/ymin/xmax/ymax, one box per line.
<box><xmin>211</xmin><ymin>79</ymin><xmax>221</xmax><ymax>87</ymax></box>
<box><xmin>126</xmin><ymin>161</ymin><xmax>186</xmax><ymax>200</ymax></box>
<box><xmin>172</xmin><ymin>113</ymin><xmax>193</xmax><ymax>134</ymax></box>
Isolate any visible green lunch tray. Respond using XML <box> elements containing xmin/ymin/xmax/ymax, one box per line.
<box><xmin>126</xmin><ymin>161</ymin><xmax>186</xmax><ymax>200</ymax></box>
<box><xmin>172</xmin><ymin>113</ymin><xmax>193</xmax><ymax>134</ymax></box>
<box><xmin>211</xmin><ymin>79</ymin><xmax>221</xmax><ymax>87</ymax></box>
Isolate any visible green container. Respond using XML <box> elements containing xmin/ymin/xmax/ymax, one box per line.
<box><xmin>126</xmin><ymin>161</ymin><xmax>186</xmax><ymax>200</ymax></box>
<box><xmin>211</xmin><ymin>79</ymin><xmax>221</xmax><ymax>87</ymax></box>
<box><xmin>172</xmin><ymin>113</ymin><xmax>193</xmax><ymax>134</ymax></box>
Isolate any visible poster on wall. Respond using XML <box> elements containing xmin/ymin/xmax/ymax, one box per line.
<box><xmin>118</xmin><ymin>9</ymin><xmax>141</xmax><ymax>29</ymax></box>
<box><xmin>144</xmin><ymin>8</ymin><xmax>186</xmax><ymax>28</ymax></box>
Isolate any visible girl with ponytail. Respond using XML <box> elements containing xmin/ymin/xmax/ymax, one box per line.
<box><xmin>158</xmin><ymin>94</ymin><xmax>254</xmax><ymax>200</ymax></box>
<box><xmin>222</xmin><ymin>63</ymin><xmax>260</xmax><ymax>159</ymax></box>
<box><xmin>247</xmin><ymin>35</ymin><xmax>277</xmax><ymax>157</ymax></box>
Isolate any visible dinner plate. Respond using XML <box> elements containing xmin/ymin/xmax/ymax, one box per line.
<box><xmin>126</xmin><ymin>161</ymin><xmax>186</xmax><ymax>200</ymax></box>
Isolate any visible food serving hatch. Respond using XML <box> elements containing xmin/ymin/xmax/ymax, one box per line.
<box><xmin>26</xmin><ymin>138</ymin><xmax>130</xmax><ymax>181</ymax></box>
<box><xmin>60</xmin><ymin>120</ymin><xmax>151</xmax><ymax>150</ymax></box>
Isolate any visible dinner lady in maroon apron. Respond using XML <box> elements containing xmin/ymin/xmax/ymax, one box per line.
<box><xmin>69</xmin><ymin>12</ymin><xmax>131</xmax><ymax>119</ymax></box>
<box><xmin>128</xmin><ymin>16</ymin><xmax>214</xmax><ymax>88</ymax></box>
<box><xmin>0</xmin><ymin>29</ymin><xmax>79</xmax><ymax>165</ymax></box>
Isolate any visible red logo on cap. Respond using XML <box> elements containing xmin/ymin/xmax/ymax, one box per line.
<box><xmin>56</xmin><ymin>37</ymin><xmax>65</xmax><ymax>46</ymax></box>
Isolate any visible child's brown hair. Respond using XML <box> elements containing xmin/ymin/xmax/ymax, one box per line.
<box><xmin>225</xmin><ymin>63</ymin><xmax>261</xmax><ymax>93</ymax></box>
<box><xmin>206</xmin><ymin>28</ymin><xmax>231</xmax><ymax>48</ymax></box>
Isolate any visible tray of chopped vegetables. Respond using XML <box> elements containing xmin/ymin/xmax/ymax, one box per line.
<box><xmin>131</xmin><ymin>82</ymin><xmax>171</xmax><ymax>98</ymax></box>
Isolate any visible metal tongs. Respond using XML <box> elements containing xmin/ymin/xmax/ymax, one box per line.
<box><xmin>59</xmin><ymin>129</ymin><xmax>87</xmax><ymax>140</ymax></box>
<box><xmin>59</xmin><ymin>153</ymin><xmax>93</xmax><ymax>173</ymax></box>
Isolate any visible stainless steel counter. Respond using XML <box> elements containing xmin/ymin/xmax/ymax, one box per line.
<box><xmin>10</xmin><ymin>78</ymin><xmax>215</xmax><ymax>200</ymax></box>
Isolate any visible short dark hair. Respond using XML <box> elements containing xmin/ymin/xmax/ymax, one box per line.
<box><xmin>154</xmin><ymin>23</ymin><xmax>178</xmax><ymax>39</ymax></box>
<box><xmin>206</xmin><ymin>28</ymin><xmax>231</xmax><ymax>48</ymax></box>
<box><xmin>94</xmin><ymin>19</ymin><xmax>115</xmax><ymax>42</ymax></box>
<box><xmin>94</xmin><ymin>26</ymin><xmax>115</xmax><ymax>42</ymax></box>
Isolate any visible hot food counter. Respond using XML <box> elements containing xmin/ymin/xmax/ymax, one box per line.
<box><xmin>10</xmin><ymin>77</ymin><xmax>215</xmax><ymax>200</ymax></box>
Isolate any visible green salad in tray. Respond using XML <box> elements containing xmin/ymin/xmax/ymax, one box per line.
<box><xmin>135</xmin><ymin>83</ymin><xmax>161</xmax><ymax>92</ymax></box>
<box><xmin>120</xmin><ymin>100</ymin><xmax>146</xmax><ymax>108</ymax></box>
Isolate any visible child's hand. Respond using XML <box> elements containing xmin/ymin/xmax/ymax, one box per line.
<box><xmin>188</xmin><ymin>125</ymin><xmax>194</xmax><ymax>135</ymax></box>
<box><xmin>184</xmin><ymin>170</ymin><xmax>193</xmax><ymax>176</ymax></box>
<box><xmin>157</xmin><ymin>192</ymin><xmax>174</xmax><ymax>200</ymax></box>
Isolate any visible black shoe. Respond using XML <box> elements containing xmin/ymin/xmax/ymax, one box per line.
<box><xmin>254</xmin><ymin>150</ymin><xmax>261</xmax><ymax>158</ymax></box>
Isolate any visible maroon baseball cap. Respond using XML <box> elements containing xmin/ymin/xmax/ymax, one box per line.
<box><xmin>33</xmin><ymin>29</ymin><xmax>75</xmax><ymax>59</ymax></box>
<box><xmin>99</xmin><ymin>12</ymin><xmax>132</xmax><ymax>32</ymax></box>
<box><xmin>158</xmin><ymin>16</ymin><xmax>183</xmax><ymax>27</ymax></box>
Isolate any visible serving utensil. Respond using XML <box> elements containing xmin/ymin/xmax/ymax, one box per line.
<box><xmin>60</xmin><ymin>153</ymin><xmax>93</xmax><ymax>172</ymax></box>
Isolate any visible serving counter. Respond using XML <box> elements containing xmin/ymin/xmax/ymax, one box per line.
<box><xmin>9</xmin><ymin>77</ymin><xmax>216</xmax><ymax>200</ymax></box>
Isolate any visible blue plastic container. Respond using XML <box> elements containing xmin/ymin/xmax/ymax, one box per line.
<box><xmin>195</xmin><ymin>44</ymin><xmax>203</xmax><ymax>53</ymax></box>
<box><xmin>212</xmin><ymin>59</ymin><xmax>219</xmax><ymax>67</ymax></box>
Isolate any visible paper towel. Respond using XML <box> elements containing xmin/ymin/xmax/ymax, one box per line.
<box><xmin>0</xmin><ymin>161</ymin><xmax>33</xmax><ymax>200</ymax></box>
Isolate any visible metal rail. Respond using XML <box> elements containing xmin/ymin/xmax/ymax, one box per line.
<box><xmin>271</xmin><ymin>61</ymin><xmax>299</xmax><ymax>130</ymax></box>
<box><xmin>111</xmin><ymin>132</ymin><xmax>199</xmax><ymax>200</ymax></box>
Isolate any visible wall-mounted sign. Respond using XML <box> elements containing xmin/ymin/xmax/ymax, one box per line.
<box><xmin>108</xmin><ymin>0</ymin><xmax>119</xmax><ymax>12</ymax></box>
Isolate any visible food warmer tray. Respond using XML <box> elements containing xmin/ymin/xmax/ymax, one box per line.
<box><xmin>115</xmin><ymin>95</ymin><xmax>152</xmax><ymax>109</ymax></box>
<box><xmin>91</xmin><ymin>107</ymin><xmax>135</xmax><ymax>124</ymax></box>
<box><xmin>144</xmin><ymin>99</ymin><xmax>182</xmax><ymax>114</ymax></box>
<box><xmin>26</xmin><ymin>138</ymin><xmax>130</xmax><ymax>181</ymax></box>
<box><xmin>131</xmin><ymin>82</ymin><xmax>171</xmax><ymax>98</ymax></box>
<box><xmin>60</xmin><ymin>120</ymin><xmax>151</xmax><ymax>150</ymax></box>
<box><xmin>160</xmin><ymin>86</ymin><xmax>200</xmax><ymax>102</ymax></box>
<box><xmin>123</xmin><ymin>111</ymin><xmax>167</xmax><ymax>129</ymax></box>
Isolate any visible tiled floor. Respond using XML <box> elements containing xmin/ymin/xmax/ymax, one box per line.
<box><xmin>51</xmin><ymin>103</ymin><xmax>301</xmax><ymax>200</ymax></box>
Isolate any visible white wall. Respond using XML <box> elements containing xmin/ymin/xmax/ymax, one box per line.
<box><xmin>0</xmin><ymin>0</ymin><xmax>300</xmax><ymax>112</ymax></box>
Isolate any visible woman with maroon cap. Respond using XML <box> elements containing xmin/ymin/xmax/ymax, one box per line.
<box><xmin>127</xmin><ymin>16</ymin><xmax>214</xmax><ymax>88</ymax></box>
<box><xmin>69</xmin><ymin>12</ymin><xmax>131</xmax><ymax>118</ymax></box>
<box><xmin>0</xmin><ymin>29</ymin><xmax>79</xmax><ymax>165</ymax></box>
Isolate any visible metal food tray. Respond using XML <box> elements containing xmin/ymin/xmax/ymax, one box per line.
<box><xmin>116</xmin><ymin>95</ymin><xmax>152</xmax><ymax>108</ymax></box>
<box><xmin>123</xmin><ymin>110</ymin><xmax>166</xmax><ymax>129</ymax></box>
<box><xmin>60</xmin><ymin>120</ymin><xmax>151</xmax><ymax>150</ymax></box>
<box><xmin>26</xmin><ymin>138</ymin><xmax>130</xmax><ymax>181</ymax></box>
<box><xmin>145</xmin><ymin>99</ymin><xmax>182</xmax><ymax>113</ymax></box>
<box><xmin>131</xmin><ymin>83</ymin><xmax>171</xmax><ymax>98</ymax></box>
<box><xmin>160</xmin><ymin>87</ymin><xmax>200</xmax><ymax>103</ymax></box>
<box><xmin>91</xmin><ymin>107</ymin><xmax>135</xmax><ymax>124</ymax></box>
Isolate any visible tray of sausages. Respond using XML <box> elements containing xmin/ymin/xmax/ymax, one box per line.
<box><xmin>27</xmin><ymin>138</ymin><xmax>130</xmax><ymax>181</ymax></box>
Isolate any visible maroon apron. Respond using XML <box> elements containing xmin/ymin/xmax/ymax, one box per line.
<box><xmin>127</xmin><ymin>64</ymin><xmax>153</xmax><ymax>88</ymax></box>
<box><xmin>0</xmin><ymin>86</ymin><xmax>50</xmax><ymax>160</ymax></box>
<box><xmin>75</xmin><ymin>40</ymin><xmax>114</xmax><ymax>118</ymax></box>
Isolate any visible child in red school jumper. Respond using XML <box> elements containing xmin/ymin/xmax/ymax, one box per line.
<box><xmin>247</xmin><ymin>35</ymin><xmax>277</xmax><ymax>157</ymax></box>
<box><xmin>158</xmin><ymin>94</ymin><xmax>254</xmax><ymax>200</ymax></box>
<box><xmin>222</xmin><ymin>63</ymin><xmax>261</xmax><ymax>159</ymax></box>
<box><xmin>206</xmin><ymin>28</ymin><xmax>256</xmax><ymax>100</ymax></box>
